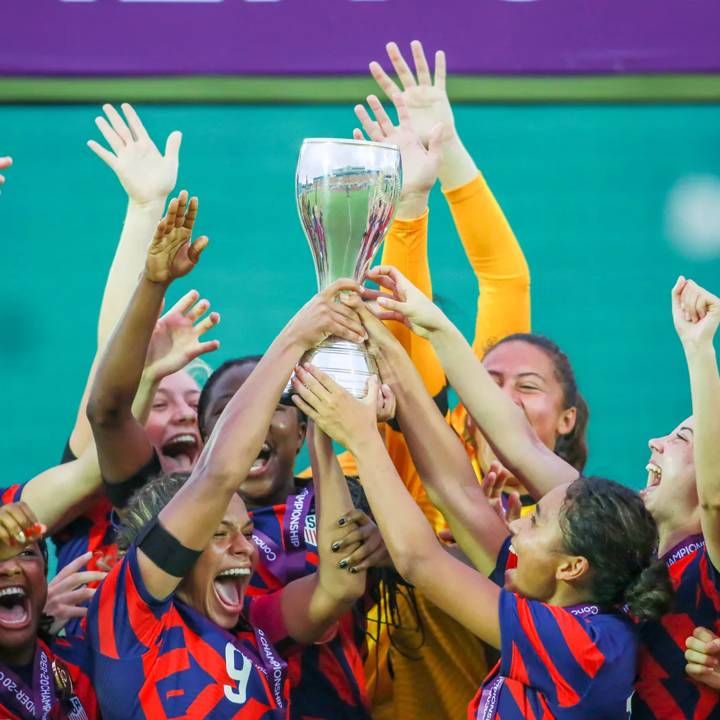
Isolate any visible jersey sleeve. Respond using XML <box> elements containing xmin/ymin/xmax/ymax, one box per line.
<box><xmin>86</xmin><ymin>544</ymin><xmax>170</xmax><ymax>658</ymax></box>
<box><xmin>700</xmin><ymin>545</ymin><xmax>720</xmax><ymax>601</ymax></box>
<box><xmin>0</xmin><ymin>485</ymin><xmax>25</xmax><ymax>505</ymax></box>
<box><xmin>498</xmin><ymin>590</ymin><xmax>607</xmax><ymax>708</ymax></box>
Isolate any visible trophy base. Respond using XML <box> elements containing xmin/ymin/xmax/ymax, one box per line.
<box><xmin>283</xmin><ymin>337</ymin><xmax>378</xmax><ymax>402</ymax></box>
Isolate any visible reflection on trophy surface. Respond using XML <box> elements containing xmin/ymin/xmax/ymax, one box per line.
<box><xmin>295</xmin><ymin>138</ymin><xmax>402</xmax><ymax>398</ymax></box>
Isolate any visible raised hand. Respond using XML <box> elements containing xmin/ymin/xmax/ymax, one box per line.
<box><xmin>285</xmin><ymin>279</ymin><xmax>367</xmax><ymax>351</ymax></box>
<box><xmin>354</xmin><ymin>93</ymin><xmax>442</xmax><ymax>202</ymax></box>
<box><xmin>0</xmin><ymin>502</ymin><xmax>45</xmax><ymax>562</ymax></box>
<box><xmin>0</xmin><ymin>156</ymin><xmax>12</xmax><ymax>186</ymax></box>
<box><xmin>44</xmin><ymin>551</ymin><xmax>107</xmax><ymax>636</ymax></box>
<box><xmin>144</xmin><ymin>289</ymin><xmax>220</xmax><ymax>382</ymax></box>
<box><xmin>88</xmin><ymin>103</ymin><xmax>181</xmax><ymax>205</ymax></box>
<box><xmin>369</xmin><ymin>41</ymin><xmax>455</xmax><ymax>147</ymax></box>
<box><xmin>686</xmin><ymin>627</ymin><xmax>720</xmax><ymax>689</ymax></box>
<box><xmin>291</xmin><ymin>365</ymin><xmax>380</xmax><ymax>451</ymax></box>
<box><xmin>145</xmin><ymin>191</ymin><xmax>208</xmax><ymax>285</ymax></box>
<box><xmin>363</xmin><ymin>265</ymin><xmax>451</xmax><ymax>338</ymax></box>
<box><xmin>672</xmin><ymin>276</ymin><xmax>720</xmax><ymax>348</ymax></box>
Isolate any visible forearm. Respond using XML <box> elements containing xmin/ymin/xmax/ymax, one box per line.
<box><xmin>22</xmin><ymin>445</ymin><xmax>102</xmax><ymax>532</ymax></box>
<box><xmin>386</xmin><ymin>341</ymin><xmax>506</xmax><ymax>572</ymax></box>
<box><xmin>437</xmin><ymin>135</ymin><xmax>479</xmax><ymax>193</ymax></box>
<box><xmin>131</xmin><ymin>371</ymin><xmax>161</xmax><ymax>425</ymax></box>
<box><xmin>97</xmin><ymin>200</ymin><xmax>166</xmax><ymax>347</ymax></box>
<box><xmin>88</xmin><ymin>274</ymin><xmax>166</xmax><ymax>424</ymax></box>
<box><xmin>430</xmin><ymin>322</ymin><xmax>576</xmax><ymax>497</ymax></box>
<box><xmin>685</xmin><ymin>343</ymin><xmax>720</xmax><ymax>507</ymax></box>
<box><xmin>443</xmin><ymin>168</ymin><xmax>530</xmax><ymax>355</ymax></box>
<box><xmin>311</xmin><ymin>429</ymin><xmax>366</xmax><ymax>606</ymax></box>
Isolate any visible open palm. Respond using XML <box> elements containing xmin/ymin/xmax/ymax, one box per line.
<box><xmin>370</xmin><ymin>41</ymin><xmax>455</xmax><ymax>146</ymax></box>
<box><xmin>145</xmin><ymin>290</ymin><xmax>220</xmax><ymax>381</ymax></box>
<box><xmin>146</xmin><ymin>191</ymin><xmax>208</xmax><ymax>284</ymax></box>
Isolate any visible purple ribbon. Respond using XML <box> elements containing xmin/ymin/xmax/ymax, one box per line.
<box><xmin>251</xmin><ymin>485</ymin><xmax>315</xmax><ymax>585</ymax></box>
<box><xmin>662</xmin><ymin>534</ymin><xmax>705</xmax><ymax>568</ymax></box>
<box><xmin>0</xmin><ymin>642</ymin><xmax>86</xmax><ymax>720</ymax></box>
<box><xmin>475</xmin><ymin>673</ymin><xmax>504</xmax><ymax>720</ymax></box>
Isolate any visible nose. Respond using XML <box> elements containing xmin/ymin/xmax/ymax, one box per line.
<box><xmin>648</xmin><ymin>436</ymin><xmax>664</xmax><ymax>453</ymax></box>
<box><xmin>0</xmin><ymin>558</ymin><xmax>22</xmax><ymax>578</ymax></box>
<box><xmin>229</xmin><ymin>532</ymin><xmax>255</xmax><ymax>559</ymax></box>
<box><xmin>172</xmin><ymin>399</ymin><xmax>197</xmax><ymax>425</ymax></box>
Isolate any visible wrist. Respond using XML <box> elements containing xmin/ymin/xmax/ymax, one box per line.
<box><xmin>127</xmin><ymin>197</ymin><xmax>166</xmax><ymax>214</ymax></box>
<box><xmin>438</xmin><ymin>136</ymin><xmax>479</xmax><ymax>191</ymax></box>
<box><xmin>396</xmin><ymin>191</ymin><xmax>430</xmax><ymax>220</ymax></box>
<box><xmin>141</xmin><ymin>270</ymin><xmax>172</xmax><ymax>290</ymax></box>
<box><xmin>348</xmin><ymin>426</ymin><xmax>381</xmax><ymax>460</ymax></box>
<box><xmin>684</xmin><ymin>340</ymin><xmax>717</xmax><ymax>362</ymax></box>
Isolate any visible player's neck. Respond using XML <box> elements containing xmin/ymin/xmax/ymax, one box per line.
<box><xmin>0</xmin><ymin>641</ymin><xmax>35</xmax><ymax>669</ymax></box>
<box><xmin>657</xmin><ymin>519</ymin><xmax>703</xmax><ymax>559</ymax></box>
<box><xmin>244</xmin><ymin>475</ymin><xmax>297</xmax><ymax>510</ymax></box>
<box><xmin>549</xmin><ymin>582</ymin><xmax>594</xmax><ymax>610</ymax></box>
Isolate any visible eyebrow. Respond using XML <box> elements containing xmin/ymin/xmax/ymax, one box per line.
<box><xmin>487</xmin><ymin>370</ymin><xmax>545</xmax><ymax>382</ymax></box>
<box><xmin>535</xmin><ymin>504</ymin><xmax>542</xmax><ymax>518</ymax></box>
<box><xmin>679</xmin><ymin>427</ymin><xmax>694</xmax><ymax>435</ymax></box>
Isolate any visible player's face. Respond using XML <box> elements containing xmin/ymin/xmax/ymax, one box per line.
<box><xmin>482</xmin><ymin>341</ymin><xmax>576</xmax><ymax>457</ymax></box>
<box><xmin>146</xmin><ymin>371</ymin><xmax>203</xmax><ymax>473</ymax></box>
<box><xmin>642</xmin><ymin>416</ymin><xmax>697</xmax><ymax>525</ymax></box>
<box><xmin>0</xmin><ymin>543</ymin><xmax>47</xmax><ymax>662</ymax></box>
<box><xmin>506</xmin><ymin>484</ymin><xmax>574</xmax><ymax>601</ymax></box>
<box><xmin>177</xmin><ymin>494</ymin><xmax>258</xmax><ymax>630</ymax></box>
<box><xmin>201</xmin><ymin>362</ymin><xmax>307</xmax><ymax>507</ymax></box>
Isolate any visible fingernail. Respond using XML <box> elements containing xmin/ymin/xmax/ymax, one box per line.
<box><xmin>337</xmin><ymin>517</ymin><xmax>347</xmax><ymax>526</ymax></box>
<box><xmin>331</xmin><ymin>542</ymin><xmax>341</xmax><ymax>553</ymax></box>
<box><xmin>349</xmin><ymin>567</ymin><xmax>358</xmax><ymax>574</ymax></box>
<box><xmin>338</xmin><ymin>559</ymin><xmax>348</xmax><ymax>569</ymax></box>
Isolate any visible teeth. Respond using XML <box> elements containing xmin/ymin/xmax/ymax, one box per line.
<box><xmin>0</xmin><ymin>587</ymin><xmax>25</xmax><ymax>599</ymax></box>
<box><xmin>216</xmin><ymin>568</ymin><xmax>251</xmax><ymax>578</ymax></box>
<box><xmin>262</xmin><ymin>442</ymin><xmax>271</xmax><ymax>453</ymax></box>
<box><xmin>169</xmin><ymin>434</ymin><xmax>196</xmax><ymax>444</ymax></box>
<box><xmin>645</xmin><ymin>462</ymin><xmax>662</xmax><ymax>487</ymax></box>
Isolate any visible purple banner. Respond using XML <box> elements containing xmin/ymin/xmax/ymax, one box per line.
<box><xmin>2</xmin><ymin>0</ymin><xmax>720</xmax><ymax>76</ymax></box>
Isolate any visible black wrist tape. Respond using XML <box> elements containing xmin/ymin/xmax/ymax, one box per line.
<box><xmin>136</xmin><ymin>519</ymin><xmax>202</xmax><ymax>578</ymax></box>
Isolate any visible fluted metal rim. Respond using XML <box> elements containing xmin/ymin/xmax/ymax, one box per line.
<box><xmin>300</xmin><ymin>138</ymin><xmax>399</xmax><ymax>152</ymax></box>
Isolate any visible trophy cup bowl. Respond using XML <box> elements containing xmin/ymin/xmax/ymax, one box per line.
<box><xmin>293</xmin><ymin>138</ymin><xmax>402</xmax><ymax>399</ymax></box>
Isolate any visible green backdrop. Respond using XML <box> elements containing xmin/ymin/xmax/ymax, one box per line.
<box><xmin>1</xmin><ymin>103</ymin><xmax>719</xmax><ymax>492</ymax></box>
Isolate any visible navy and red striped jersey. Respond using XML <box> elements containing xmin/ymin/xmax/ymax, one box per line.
<box><xmin>468</xmin><ymin>537</ymin><xmax>638</xmax><ymax>719</ymax></box>
<box><xmin>83</xmin><ymin>544</ymin><xmax>289</xmax><ymax>720</ymax></box>
<box><xmin>247</xmin><ymin>482</ymin><xmax>372</xmax><ymax>720</ymax></box>
<box><xmin>633</xmin><ymin>533</ymin><xmax>720</xmax><ymax>719</ymax></box>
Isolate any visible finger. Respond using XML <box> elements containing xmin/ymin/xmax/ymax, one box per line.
<box><xmin>0</xmin><ymin>157</ymin><xmax>12</xmax><ymax>170</ymax></box>
<box><xmin>376</xmin><ymin>295</ymin><xmax>406</xmax><ymax>315</ymax></box>
<box><xmin>165</xmin><ymin>130</ymin><xmax>182</xmax><ymax>162</ymax></box>
<box><xmin>353</xmin><ymin>128</ymin><xmax>366</xmax><ymax>142</ymax></box>
<box><xmin>53</xmin><ymin>570</ymin><xmax>108</xmax><ymax>592</ymax></box>
<box><xmin>364</xmin><ymin>374</ymin><xmax>380</xmax><ymax>405</ymax></box>
<box><xmin>194</xmin><ymin>311</ymin><xmax>220</xmax><ymax>336</ymax></box>
<box><xmin>184</xmin><ymin>297</ymin><xmax>210</xmax><ymax>322</ymax></box>
<box><xmin>103</xmin><ymin>103</ymin><xmax>133</xmax><ymax>144</ymax></box>
<box><xmin>332</xmin><ymin>524</ymin><xmax>372</xmax><ymax>551</ymax></box>
<box><xmin>297</xmin><ymin>364</ymin><xmax>334</xmax><ymax>402</ymax></box>
<box><xmin>49</xmin><ymin>552</ymin><xmax>93</xmax><ymax>584</ymax></box>
<box><xmin>694</xmin><ymin>626</ymin><xmax>720</xmax><ymax>643</ymax></box>
<box><xmin>349</xmin><ymin>545</ymin><xmax>388</xmax><ymax>573</ymax></box>
<box><xmin>53</xmin><ymin>586</ymin><xmax>97</xmax><ymax>607</ymax></box>
<box><xmin>391</xmin><ymin>93</ymin><xmax>413</xmax><ymax>127</ymax></box>
<box><xmin>86</xmin><ymin>139</ymin><xmax>118</xmax><ymax>170</ymax></box>
<box><xmin>175</xmin><ymin>191</ymin><xmax>189</xmax><ymax>228</ymax></box>
<box><xmin>434</xmin><ymin>50</ymin><xmax>447</xmax><ymax>90</ymax></box>
<box><xmin>183</xmin><ymin>195</ymin><xmax>198</xmax><ymax>230</ymax></box>
<box><xmin>685</xmin><ymin>648</ymin><xmax>719</xmax><ymax>667</ymax></box>
<box><xmin>695</xmin><ymin>290</ymin><xmax>708</xmax><ymax>321</ymax></box>
<box><xmin>11</xmin><ymin>502</ymin><xmax>39</xmax><ymax>529</ymax></box>
<box><xmin>338</xmin><ymin>509</ymin><xmax>372</xmax><ymax>527</ymax></box>
<box><xmin>292</xmin><ymin>372</ymin><xmax>326</xmax><ymax>409</ymax></box>
<box><xmin>164</xmin><ymin>196</ymin><xmax>179</xmax><ymax>230</ymax></box>
<box><xmin>386</xmin><ymin>41</ymin><xmax>418</xmax><ymax>89</ymax></box>
<box><xmin>330</xmin><ymin>310</ymin><xmax>366</xmax><ymax>339</ymax></box>
<box><xmin>686</xmin><ymin>662</ymin><xmax>716</xmax><ymax>678</ymax></box>
<box><xmin>438</xmin><ymin>528</ymin><xmax>455</xmax><ymax>543</ymax></box>
<box><xmin>120</xmin><ymin>102</ymin><xmax>150</xmax><ymax>142</ymax></box>
<box><xmin>0</xmin><ymin>512</ymin><xmax>25</xmax><ymax>546</ymax></box>
<box><xmin>354</xmin><ymin>105</ymin><xmax>385</xmax><ymax>142</ymax></box>
<box><xmin>56</xmin><ymin>606</ymin><xmax>91</xmax><ymax>620</ymax></box>
<box><xmin>367</xmin><ymin>95</ymin><xmax>395</xmax><ymax>137</ymax></box>
<box><xmin>188</xmin><ymin>236</ymin><xmax>209</xmax><ymax>264</ymax></box>
<box><xmin>344</xmin><ymin>536</ymin><xmax>381</xmax><ymax>569</ymax></box>
<box><xmin>95</xmin><ymin>117</ymin><xmax>124</xmax><ymax>155</ymax></box>
<box><xmin>323</xmin><ymin>278</ymin><xmax>365</xmax><ymax>297</ymax></box>
<box><xmin>410</xmin><ymin>40</ymin><xmax>432</xmax><ymax>86</ymax></box>
<box><xmin>290</xmin><ymin>392</ymin><xmax>319</xmax><ymax>421</ymax></box>
<box><xmin>189</xmin><ymin>340</ymin><xmax>221</xmax><ymax>359</ymax></box>
<box><xmin>506</xmin><ymin>492</ymin><xmax>522</xmax><ymax>523</ymax></box>
<box><xmin>167</xmin><ymin>290</ymin><xmax>201</xmax><ymax>319</ymax></box>
<box><xmin>369</xmin><ymin>60</ymin><xmax>402</xmax><ymax>99</ymax></box>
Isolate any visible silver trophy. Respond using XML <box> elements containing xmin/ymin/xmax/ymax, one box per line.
<box><xmin>294</xmin><ymin>138</ymin><xmax>402</xmax><ymax>398</ymax></box>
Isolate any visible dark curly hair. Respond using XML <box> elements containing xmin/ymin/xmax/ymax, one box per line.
<box><xmin>559</xmin><ymin>476</ymin><xmax>673</xmax><ymax>621</ymax></box>
<box><xmin>485</xmin><ymin>333</ymin><xmax>589</xmax><ymax>472</ymax></box>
